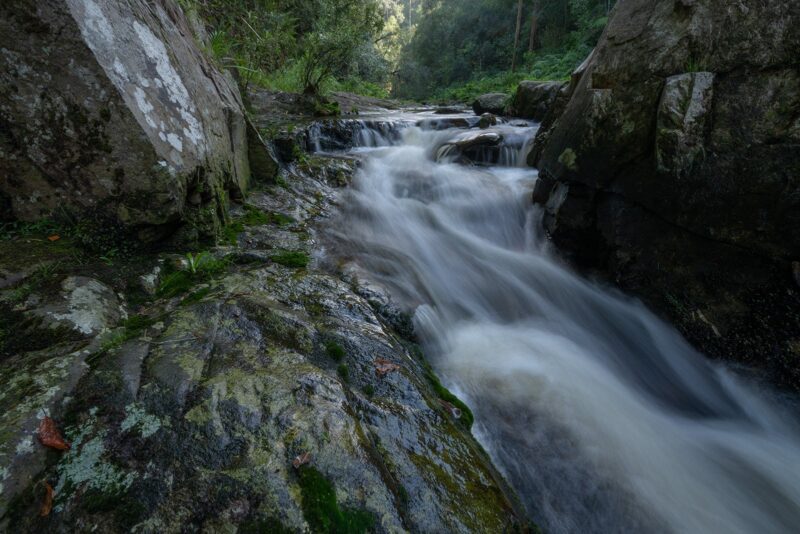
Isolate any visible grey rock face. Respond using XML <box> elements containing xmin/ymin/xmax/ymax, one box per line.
<box><xmin>0</xmin><ymin>0</ymin><xmax>252</xmax><ymax>237</ymax></box>
<box><xmin>509</xmin><ymin>80</ymin><xmax>565</xmax><ymax>121</ymax></box>
<box><xmin>27</xmin><ymin>276</ymin><xmax>125</xmax><ymax>338</ymax></box>
<box><xmin>472</xmin><ymin>93</ymin><xmax>509</xmax><ymax>116</ymax></box>
<box><xmin>532</xmin><ymin>0</ymin><xmax>800</xmax><ymax>386</ymax></box>
<box><xmin>656</xmin><ymin>72</ymin><xmax>714</xmax><ymax>176</ymax></box>
<box><xmin>0</xmin><ymin>150</ymin><xmax>524</xmax><ymax>532</ymax></box>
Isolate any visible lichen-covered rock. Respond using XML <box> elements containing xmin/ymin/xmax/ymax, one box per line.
<box><xmin>0</xmin><ymin>0</ymin><xmax>253</xmax><ymax>239</ymax></box>
<box><xmin>27</xmin><ymin>277</ymin><xmax>125</xmax><ymax>338</ymax></box>
<box><xmin>0</xmin><ymin>152</ymin><xmax>525</xmax><ymax>533</ymax></box>
<box><xmin>532</xmin><ymin>0</ymin><xmax>800</xmax><ymax>387</ymax></box>
<box><xmin>472</xmin><ymin>93</ymin><xmax>509</xmax><ymax>116</ymax></box>
<box><xmin>655</xmin><ymin>72</ymin><xmax>715</xmax><ymax>175</ymax></box>
<box><xmin>508</xmin><ymin>81</ymin><xmax>565</xmax><ymax>121</ymax></box>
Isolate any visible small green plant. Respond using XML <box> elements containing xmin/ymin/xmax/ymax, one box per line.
<box><xmin>684</xmin><ymin>55</ymin><xmax>706</xmax><ymax>73</ymax></box>
<box><xmin>8</xmin><ymin>261</ymin><xmax>61</xmax><ymax>303</ymax></box>
<box><xmin>337</xmin><ymin>364</ymin><xmax>350</xmax><ymax>383</ymax></box>
<box><xmin>362</xmin><ymin>384</ymin><xmax>375</xmax><ymax>396</ymax></box>
<box><xmin>240</xmin><ymin>205</ymin><xmax>270</xmax><ymax>226</ymax></box>
<box><xmin>325</xmin><ymin>340</ymin><xmax>346</xmax><ymax>362</ymax></box>
<box><xmin>99</xmin><ymin>314</ymin><xmax>157</xmax><ymax>352</ymax></box>
<box><xmin>221</xmin><ymin>222</ymin><xmax>245</xmax><ymax>245</ymax></box>
<box><xmin>157</xmin><ymin>252</ymin><xmax>228</xmax><ymax>298</ymax></box>
<box><xmin>271</xmin><ymin>251</ymin><xmax>310</xmax><ymax>269</ymax></box>
<box><xmin>99</xmin><ymin>248</ymin><xmax>118</xmax><ymax>266</ymax></box>
<box><xmin>297</xmin><ymin>465</ymin><xmax>375</xmax><ymax>534</ymax></box>
<box><xmin>181</xmin><ymin>287</ymin><xmax>212</xmax><ymax>307</ymax></box>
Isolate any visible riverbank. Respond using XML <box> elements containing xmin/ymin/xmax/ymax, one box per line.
<box><xmin>0</xmin><ymin>94</ymin><xmax>530</xmax><ymax>532</ymax></box>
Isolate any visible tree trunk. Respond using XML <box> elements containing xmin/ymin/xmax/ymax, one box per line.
<box><xmin>528</xmin><ymin>0</ymin><xmax>540</xmax><ymax>52</ymax></box>
<box><xmin>511</xmin><ymin>0</ymin><xmax>524</xmax><ymax>71</ymax></box>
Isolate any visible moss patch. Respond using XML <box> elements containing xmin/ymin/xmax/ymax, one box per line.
<box><xmin>336</xmin><ymin>364</ymin><xmax>349</xmax><ymax>383</ymax></box>
<box><xmin>297</xmin><ymin>465</ymin><xmax>374</xmax><ymax>534</ymax></box>
<box><xmin>271</xmin><ymin>251</ymin><xmax>310</xmax><ymax>269</ymax></box>
<box><xmin>411</xmin><ymin>346</ymin><xmax>474</xmax><ymax>429</ymax></box>
<box><xmin>325</xmin><ymin>341</ymin><xmax>346</xmax><ymax>362</ymax></box>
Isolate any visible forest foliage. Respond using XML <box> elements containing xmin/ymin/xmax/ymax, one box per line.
<box><xmin>180</xmin><ymin>0</ymin><xmax>613</xmax><ymax>101</ymax></box>
<box><xmin>395</xmin><ymin>0</ymin><xmax>616</xmax><ymax>100</ymax></box>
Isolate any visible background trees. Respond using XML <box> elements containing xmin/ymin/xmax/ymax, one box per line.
<box><xmin>179</xmin><ymin>0</ymin><xmax>614</xmax><ymax>102</ymax></box>
<box><xmin>179</xmin><ymin>0</ymin><xmax>387</xmax><ymax>96</ymax></box>
<box><xmin>392</xmin><ymin>0</ymin><xmax>615</xmax><ymax>100</ymax></box>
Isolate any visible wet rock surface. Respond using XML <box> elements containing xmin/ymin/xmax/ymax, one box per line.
<box><xmin>0</xmin><ymin>126</ymin><xmax>525</xmax><ymax>532</ymax></box>
<box><xmin>533</xmin><ymin>0</ymin><xmax>800</xmax><ymax>388</ymax></box>
<box><xmin>0</xmin><ymin>0</ymin><xmax>253</xmax><ymax>239</ymax></box>
<box><xmin>509</xmin><ymin>81</ymin><xmax>565</xmax><ymax>121</ymax></box>
<box><xmin>472</xmin><ymin>93</ymin><xmax>509</xmax><ymax>116</ymax></box>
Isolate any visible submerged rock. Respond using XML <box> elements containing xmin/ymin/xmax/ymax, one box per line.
<box><xmin>478</xmin><ymin>113</ymin><xmax>498</xmax><ymax>129</ymax></box>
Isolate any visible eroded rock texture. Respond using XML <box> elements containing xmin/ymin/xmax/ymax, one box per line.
<box><xmin>533</xmin><ymin>0</ymin><xmax>800</xmax><ymax>386</ymax></box>
<box><xmin>0</xmin><ymin>0</ymin><xmax>252</xmax><ymax>239</ymax></box>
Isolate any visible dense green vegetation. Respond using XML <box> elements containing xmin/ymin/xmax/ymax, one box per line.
<box><xmin>394</xmin><ymin>0</ymin><xmax>615</xmax><ymax>101</ymax></box>
<box><xmin>179</xmin><ymin>0</ymin><xmax>390</xmax><ymax>96</ymax></box>
<box><xmin>181</xmin><ymin>0</ymin><xmax>612</xmax><ymax>102</ymax></box>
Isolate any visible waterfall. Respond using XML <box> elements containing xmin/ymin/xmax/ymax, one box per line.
<box><xmin>327</xmin><ymin>112</ymin><xmax>800</xmax><ymax>534</ymax></box>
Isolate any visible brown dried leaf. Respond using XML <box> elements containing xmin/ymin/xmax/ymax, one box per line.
<box><xmin>374</xmin><ymin>358</ymin><xmax>401</xmax><ymax>378</ymax></box>
<box><xmin>292</xmin><ymin>451</ymin><xmax>311</xmax><ymax>469</ymax></box>
<box><xmin>47</xmin><ymin>235</ymin><xmax>60</xmax><ymax>242</ymax></box>
<box><xmin>37</xmin><ymin>416</ymin><xmax>70</xmax><ymax>451</ymax></box>
<box><xmin>40</xmin><ymin>482</ymin><xmax>54</xmax><ymax>517</ymax></box>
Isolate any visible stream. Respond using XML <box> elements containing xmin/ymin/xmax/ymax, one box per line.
<box><xmin>319</xmin><ymin>111</ymin><xmax>800</xmax><ymax>533</ymax></box>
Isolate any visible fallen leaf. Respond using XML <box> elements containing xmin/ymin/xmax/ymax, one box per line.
<box><xmin>40</xmin><ymin>482</ymin><xmax>54</xmax><ymax>517</ymax></box>
<box><xmin>374</xmin><ymin>358</ymin><xmax>401</xmax><ymax>378</ymax></box>
<box><xmin>47</xmin><ymin>235</ymin><xmax>60</xmax><ymax>242</ymax></box>
<box><xmin>292</xmin><ymin>451</ymin><xmax>311</xmax><ymax>469</ymax></box>
<box><xmin>37</xmin><ymin>417</ymin><xmax>70</xmax><ymax>451</ymax></box>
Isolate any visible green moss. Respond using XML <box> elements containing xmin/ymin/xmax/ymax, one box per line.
<box><xmin>238</xmin><ymin>205</ymin><xmax>295</xmax><ymax>227</ymax></box>
<box><xmin>222</xmin><ymin>222</ymin><xmax>245</xmax><ymax>245</ymax></box>
<box><xmin>558</xmin><ymin>148</ymin><xmax>578</xmax><ymax>171</ymax></box>
<box><xmin>336</xmin><ymin>364</ymin><xmax>349</xmax><ymax>383</ymax></box>
<box><xmin>271</xmin><ymin>251</ymin><xmax>310</xmax><ymax>269</ymax></box>
<box><xmin>157</xmin><ymin>271</ymin><xmax>194</xmax><ymax>298</ymax></box>
<box><xmin>240</xmin><ymin>205</ymin><xmax>271</xmax><ymax>226</ymax></box>
<box><xmin>411</xmin><ymin>346</ymin><xmax>475</xmax><ymax>429</ymax></box>
<box><xmin>297</xmin><ymin>466</ymin><xmax>374</xmax><ymax>534</ymax></box>
<box><xmin>122</xmin><ymin>314</ymin><xmax>156</xmax><ymax>332</ymax></box>
<box><xmin>157</xmin><ymin>252</ymin><xmax>229</xmax><ymax>298</ymax></box>
<box><xmin>325</xmin><ymin>341</ymin><xmax>346</xmax><ymax>362</ymax></box>
<box><xmin>239</xmin><ymin>517</ymin><xmax>293</xmax><ymax>534</ymax></box>
<box><xmin>99</xmin><ymin>314</ymin><xmax>157</xmax><ymax>353</ymax></box>
<box><xmin>267</xmin><ymin>211</ymin><xmax>296</xmax><ymax>226</ymax></box>
<box><xmin>362</xmin><ymin>384</ymin><xmax>375</xmax><ymax>397</ymax></box>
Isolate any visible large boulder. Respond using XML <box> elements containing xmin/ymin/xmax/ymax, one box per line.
<box><xmin>509</xmin><ymin>80</ymin><xmax>565</xmax><ymax>121</ymax></box>
<box><xmin>0</xmin><ymin>0</ymin><xmax>255</xmax><ymax>240</ymax></box>
<box><xmin>533</xmin><ymin>0</ymin><xmax>800</xmax><ymax>387</ymax></box>
<box><xmin>472</xmin><ymin>93</ymin><xmax>508</xmax><ymax>115</ymax></box>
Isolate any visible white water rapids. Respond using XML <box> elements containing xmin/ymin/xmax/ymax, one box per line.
<box><xmin>323</xmin><ymin>113</ymin><xmax>800</xmax><ymax>533</ymax></box>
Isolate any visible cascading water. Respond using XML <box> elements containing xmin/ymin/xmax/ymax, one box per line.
<box><xmin>325</xmin><ymin>112</ymin><xmax>800</xmax><ymax>534</ymax></box>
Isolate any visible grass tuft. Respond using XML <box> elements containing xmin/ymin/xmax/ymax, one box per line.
<box><xmin>271</xmin><ymin>251</ymin><xmax>310</xmax><ymax>269</ymax></box>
